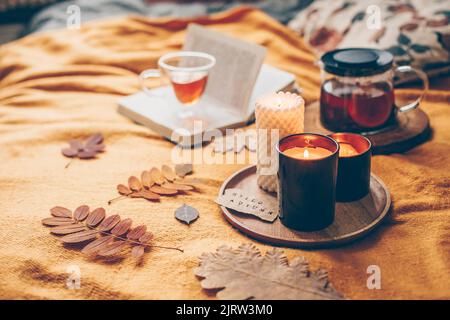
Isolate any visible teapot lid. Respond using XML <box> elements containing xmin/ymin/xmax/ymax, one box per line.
<box><xmin>321</xmin><ymin>48</ymin><xmax>393</xmax><ymax>77</ymax></box>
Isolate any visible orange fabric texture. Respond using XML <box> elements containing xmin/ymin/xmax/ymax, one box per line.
<box><xmin>0</xmin><ymin>7</ymin><xmax>449</xmax><ymax>299</ymax></box>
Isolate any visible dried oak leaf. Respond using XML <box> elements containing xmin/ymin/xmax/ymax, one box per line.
<box><xmin>195</xmin><ymin>244</ymin><xmax>344</xmax><ymax>300</ymax></box>
<box><xmin>61</xmin><ymin>133</ymin><xmax>105</xmax><ymax>161</ymax></box>
<box><xmin>175</xmin><ymin>204</ymin><xmax>199</xmax><ymax>225</ymax></box>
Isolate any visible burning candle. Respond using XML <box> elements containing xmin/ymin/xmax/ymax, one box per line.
<box><xmin>277</xmin><ymin>133</ymin><xmax>339</xmax><ymax>231</ymax></box>
<box><xmin>283</xmin><ymin>146</ymin><xmax>332</xmax><ymax>160</ymax></box>
<box><xmin>255</xmin><ymin>92</ymin><xmax>304</xmax><ymax>193</ymax></box>
<box><xmin>329</xmin><ymin>133</ymin><xmax>372</xmax><ymax>202</ymax></box>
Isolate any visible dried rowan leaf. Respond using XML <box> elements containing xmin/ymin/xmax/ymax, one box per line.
<box><xmin>69</xmin><ymin>139</ymin><xmax>83</xmax><ymax>151</ymax></box>
<box><xmin>60</xmin><ymin>230</ymin><xmax>98</xmax><ymax>244</ymax></box>
<box><xmin>117</xmin><ymin>184</ymin><xmax>132</xmax><ymax>196</ymax></box>
<box><xmin>175</xmin><ymin>163</ymin><xmax>193</xmax><ymax>178</ymax></box>
<box><xmin>85</xmin><ymin>133</ymin><xmax>103</xmax><ymax>147</ymax></box>
<box><xmin>82</xmin><ymin>235</ymin><xmax>113</xmax><ymax>255</ymax></box>
<box><xmin>127</xmin><ymin>225</ymin><xmax>147</xmax><ymax>240</ymax></box>
<box><xmin>62</xmin><ymin>147</ymin><xmax>78</xmax><ymax>158</ymax></box>
<box><xmin>139</xmin><ymin>190</ymin><xmax>160</xmax><ymax>201</ymax></box>
<box><xmin>50</xmin><ymin>224</ymin><xmax>87</xmax><ymax>235</ymax></box>
<box><xmin>85</xmin><ymin>143</ymin><xmax>105</xmax><ymax>153</ymax></box>
<box><xmin>50</xmin><ymin>206</ymin><xmax>72</xmax><ymax>218</ymax></box>
<box><xmin>175</xmin><ymin>204</ymin><xmax>199</xmax><ymax>225</ymax></box>
<box><xmin>139</xmin><ymin>232</ymin><xmax>153</xmax><ymax>244</ymax></box>
<box><xmin>61</xmin><ymin>133</ymin><xmax>105</xmax><ymax>162</ymax></box>
<box><xmin>42</xmin><ymin>205</ymin><xmax>179</xmax><ymax>263</ymax></box>
<box><xmin>163</xmin><ymin>182</ymin><xmax>194</xmax><ymax>191</ymax></box>
<box><xmin>73</xmin><ymin>205</ymin><xmax>90</xmax><ymax>221</ymax></box>
<box><xmin>128</xmin><ymin>176</ymin><xmax>142</xmax><ymax>192</ymax></box>
<box><xmin>42</xmin><ymin>217</ymin><xmax>75</xmax><ymax>226</ymax></box>
<box><xmin>150</xmin><ymin>167</ymin><xmax>166</xmax><ymax>185</ymax></box>
<box><xmin>129</xmin><ymin>192</ymin><xmax>144</xmax><ymax>198</ymax></box>
<box><xmin>97</xmin><ymin>240</ymin><xmax>127</xmax><ymax>257</ymax></box>
<box><xmin>150</xmin><ymin>186</ymin><xmax>178</xmax><ymax>196</ymax></box>
<box><xmin>195</xmin><ymin>244</ymin><xmax>344</xmax><ymax>300</ymax></box>
<box><xmin>161</xmin><ymin>165</ymin><xmax>177</xmax><ymax>182</ymax></box>
<box><xmin>86</xmin><ymin>208</ymin><xmax>106</xmax><ymax>227</ymax></box>
<box><xmin>98</xmin><ymin>214</ymin><xmax>121</xmax><ymax>232</ymax></box>
<box><xmin>111</xmin><ymin>218</ymin><xmax>132</xmax><ymax>236</ymax></box>
<box><xmin>132</xmin><ymin>245</ymin><xmax>145</xmax><ymax>259</ymax></box>
<box><xmin>78</xmin><ymin>149</ymin><xmax>97</xmax><ymax>159</ymax></box>
<box><xmin>141</xmin><ymin>171</ymin><xmax>154</xmax><ymax>189</ymax></box>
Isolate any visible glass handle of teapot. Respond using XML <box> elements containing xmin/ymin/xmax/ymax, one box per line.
<box><xmin>394</xmin><ymin>66</ymin><xmax>429</xmax><ymax>113</ymax></box>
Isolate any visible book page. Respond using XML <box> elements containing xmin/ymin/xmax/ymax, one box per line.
<box><xmin>183</xmin><ymin>24</ymin><xmax>267</xmax><ymax>117</ymax></box>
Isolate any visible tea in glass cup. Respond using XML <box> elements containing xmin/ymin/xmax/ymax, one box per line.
<box><xmin>140</xmin><ymin>51</ymin><xmax>216</xmax><ymax>119</ymax></box>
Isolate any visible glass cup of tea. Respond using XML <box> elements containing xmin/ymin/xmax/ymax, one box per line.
<box><xmin>139</xmin><ymin>51</ymin><xmax>216</xmax><ymax>119</ymax></box>
<box><xmin>319</xmin><ymin>48</ymin><xmax>428</xmax><ymax>133</ymax></box>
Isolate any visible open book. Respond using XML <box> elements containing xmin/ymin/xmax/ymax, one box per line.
<box><xmin>118</xmin><ymin>24</ymin><xmax>296</xmax><ymax>146</ymax></box>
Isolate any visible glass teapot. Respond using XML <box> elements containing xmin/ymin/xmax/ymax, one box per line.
<box><xmin>319</xmin><ymin>48</ymin><xmax>428</xmax><ymax>133</ymax></box>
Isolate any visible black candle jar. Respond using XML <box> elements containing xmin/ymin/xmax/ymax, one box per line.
<box><xmin>276</xmin><ymin>133</ymin><xmax>339</xmax><ymax>231</ymax></box>
<box><xmin>329</xmin><ymin>133</ymin><xmax>372</xmax><ymax>202</ymax></box>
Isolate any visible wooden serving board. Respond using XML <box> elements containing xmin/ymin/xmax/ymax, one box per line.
<box><xmin>305</xmin><ymin>102</ymin><xmax>430</xmax><ymax>154</ymax></box>
<box><xmin>219</xmin><ymin>165</ymin><xmax>391</xmax><ymax>249</ymax></box>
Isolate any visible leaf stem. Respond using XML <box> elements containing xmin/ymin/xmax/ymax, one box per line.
<box><xmin>108</xmin><ymin>195</ymin><xmax>127</xmax><ymax>205</ymax></box>
<box><xmin>65</xmin><ymin>159</ymin><xmax>75</xmax><ymax>169</ymax></box>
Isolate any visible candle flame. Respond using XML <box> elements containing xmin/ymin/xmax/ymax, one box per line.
<box><xmin>303</xmin><ymin>148</ymin><xmax>309</xmax><ymax>158</ymax></box>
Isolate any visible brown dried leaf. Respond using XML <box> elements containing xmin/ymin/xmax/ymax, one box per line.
<box><xmin>141</xmin><ymin>171</ymin><xmax>154</xmax><ymax>189</ymax></box>
<box><xmin>139</xmin><ymin>232</ymin><xmax>153</xmax><ymax>244</ymax></box>
<box><xmin>98</xmin><ymin>214</ymin><xmax>121</xmax><ymax>232</ymax></box>
<box><xmin>50</xmin><ymin>206</ymin><xmax>72</xmax><ymax>218</ymax></box>
<box><xmin>85</xmin><ymin>133</ymin><xmax>103</xmax><ymax>147</ymax></box>
<box><xmin>97</xmin><ymin>240</ymin><xmax>127</xmax><ymax>257</ymax></box>
<box><xmin>61</xmin><ymin>147</ymin><xmax>78</xmax><ymax>158</ymax></box>
<box><xmin>69</xmin><ymin>139</ymin><xmax>83</xmax><ymax>151</ymax></box>
<box><xmin>139</xmin><ymin>190</ymin><xmax>160</xmax><ymax>201</ymax></box>
<box><xmin>150</xmin><ymin>167</ymin><xmax>166</xmax><ymax>185</ymax></box>
<box><xmin>161</xmin><ymin>165</ymin><xmax>177</xmax><ymax>182</ymax></box>
<box><xmin>60</xmin><ymin>230</ymin><xmax>98</xmax><ymax>244</ymax></box>
<box><xmin>50</xmin><ymin>224</ymin><xmax>87</xmax><ymax>235</ymax></box>
<box><xmin>82</xmin><ymin>235</ymin><xmax>114</xmax><ymax>255</ymax></box>
<box><xmin>129</xmin><ymin>192</ymin><xmax>144</xmax><ymax>198</ymax></box>
<box><xmin>117</xmin><ymin>184</ymin><xmax>132</xmax><ymax>196</ymax></box>
<box><xmin>62</xmin><ymin>133</ymin><xmax>105</xmax><ymax>161</ymax></box>
<box><xmin>175</xmin><ymin>163</ymin><xmax>193</xmax><ymax>178</ymax></box>
<box><xmin>85</xmin><ymin>143</ymin><xmax>105</xmax><ymax>153</ymax></box>
<box><xmin>195</xmin><ymin>244</ymin><xmax>344</xmax><ymax>300</ymax></box>
<box><xmin>42</xmin><ymin>217</ymin><xmax>75</xmax><ymax>226</ymax></box>
<box><xmin>150</xmin><ymin>185</ymin><xmax>178</xmax><ymax>195</ymax></box>
<box><xmin>163</xmin><ymin>182</ymin><xmax>194</xmax><ymax>191</ymax></box>
<box><xmin>78</xmin><ymin>149</ymin><xmax>97</xmax><ymax>159</ymax></box>
<box><xmin>132</xmin><ymin>245</ymin><xmax>145</xmax><ymax>259</ymax></box>
<box><xmin>73</xmin><ymin>205</ymin><xmax>90</xmax><ymax>221</ymax></box>
<box><xmin>127</xmin><ymin>225</ymin><xmax>147</xmax><ymax>240</ymax></box>
<box><xmin>111</xmin><ymin>218</ymin><xmax>132</xmax><ymax>236</ymax></box>
<box><xmin>128</xmin><ymin>176</ymin><xmax>142</xmax><ymax>192</ymax></box>
<box><xmin>86</xmin><ymin>208</ymin><xmax>106</xmax><ymax>227</ymax></box>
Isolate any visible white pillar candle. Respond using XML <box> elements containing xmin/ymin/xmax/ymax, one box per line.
<box><xmin>255</xmin><ymin>91</ymin><xmax>304</xmax><ymax>192</ymax></box>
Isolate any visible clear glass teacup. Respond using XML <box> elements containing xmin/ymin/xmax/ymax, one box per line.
<box><xmin>139</xmin><ymin>51</ymin><xmax>216</xmax><ymax>119</ymax></box>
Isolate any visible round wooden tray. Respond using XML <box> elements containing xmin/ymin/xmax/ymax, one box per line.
<box><xmin>219</xmin><ymin>165</ymin><xmax>391</xmax><ymax>249</ymax></box>
<box><xmin>305</xmin><ymin>102</ymin><xmax>430</xmax><ymax>154</ymax></box>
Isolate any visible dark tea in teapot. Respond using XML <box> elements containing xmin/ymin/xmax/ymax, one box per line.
<box><xmin>320</xmin><ymin>78</ymin><xmax>395</xmax><ymax>131</ymax></box>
